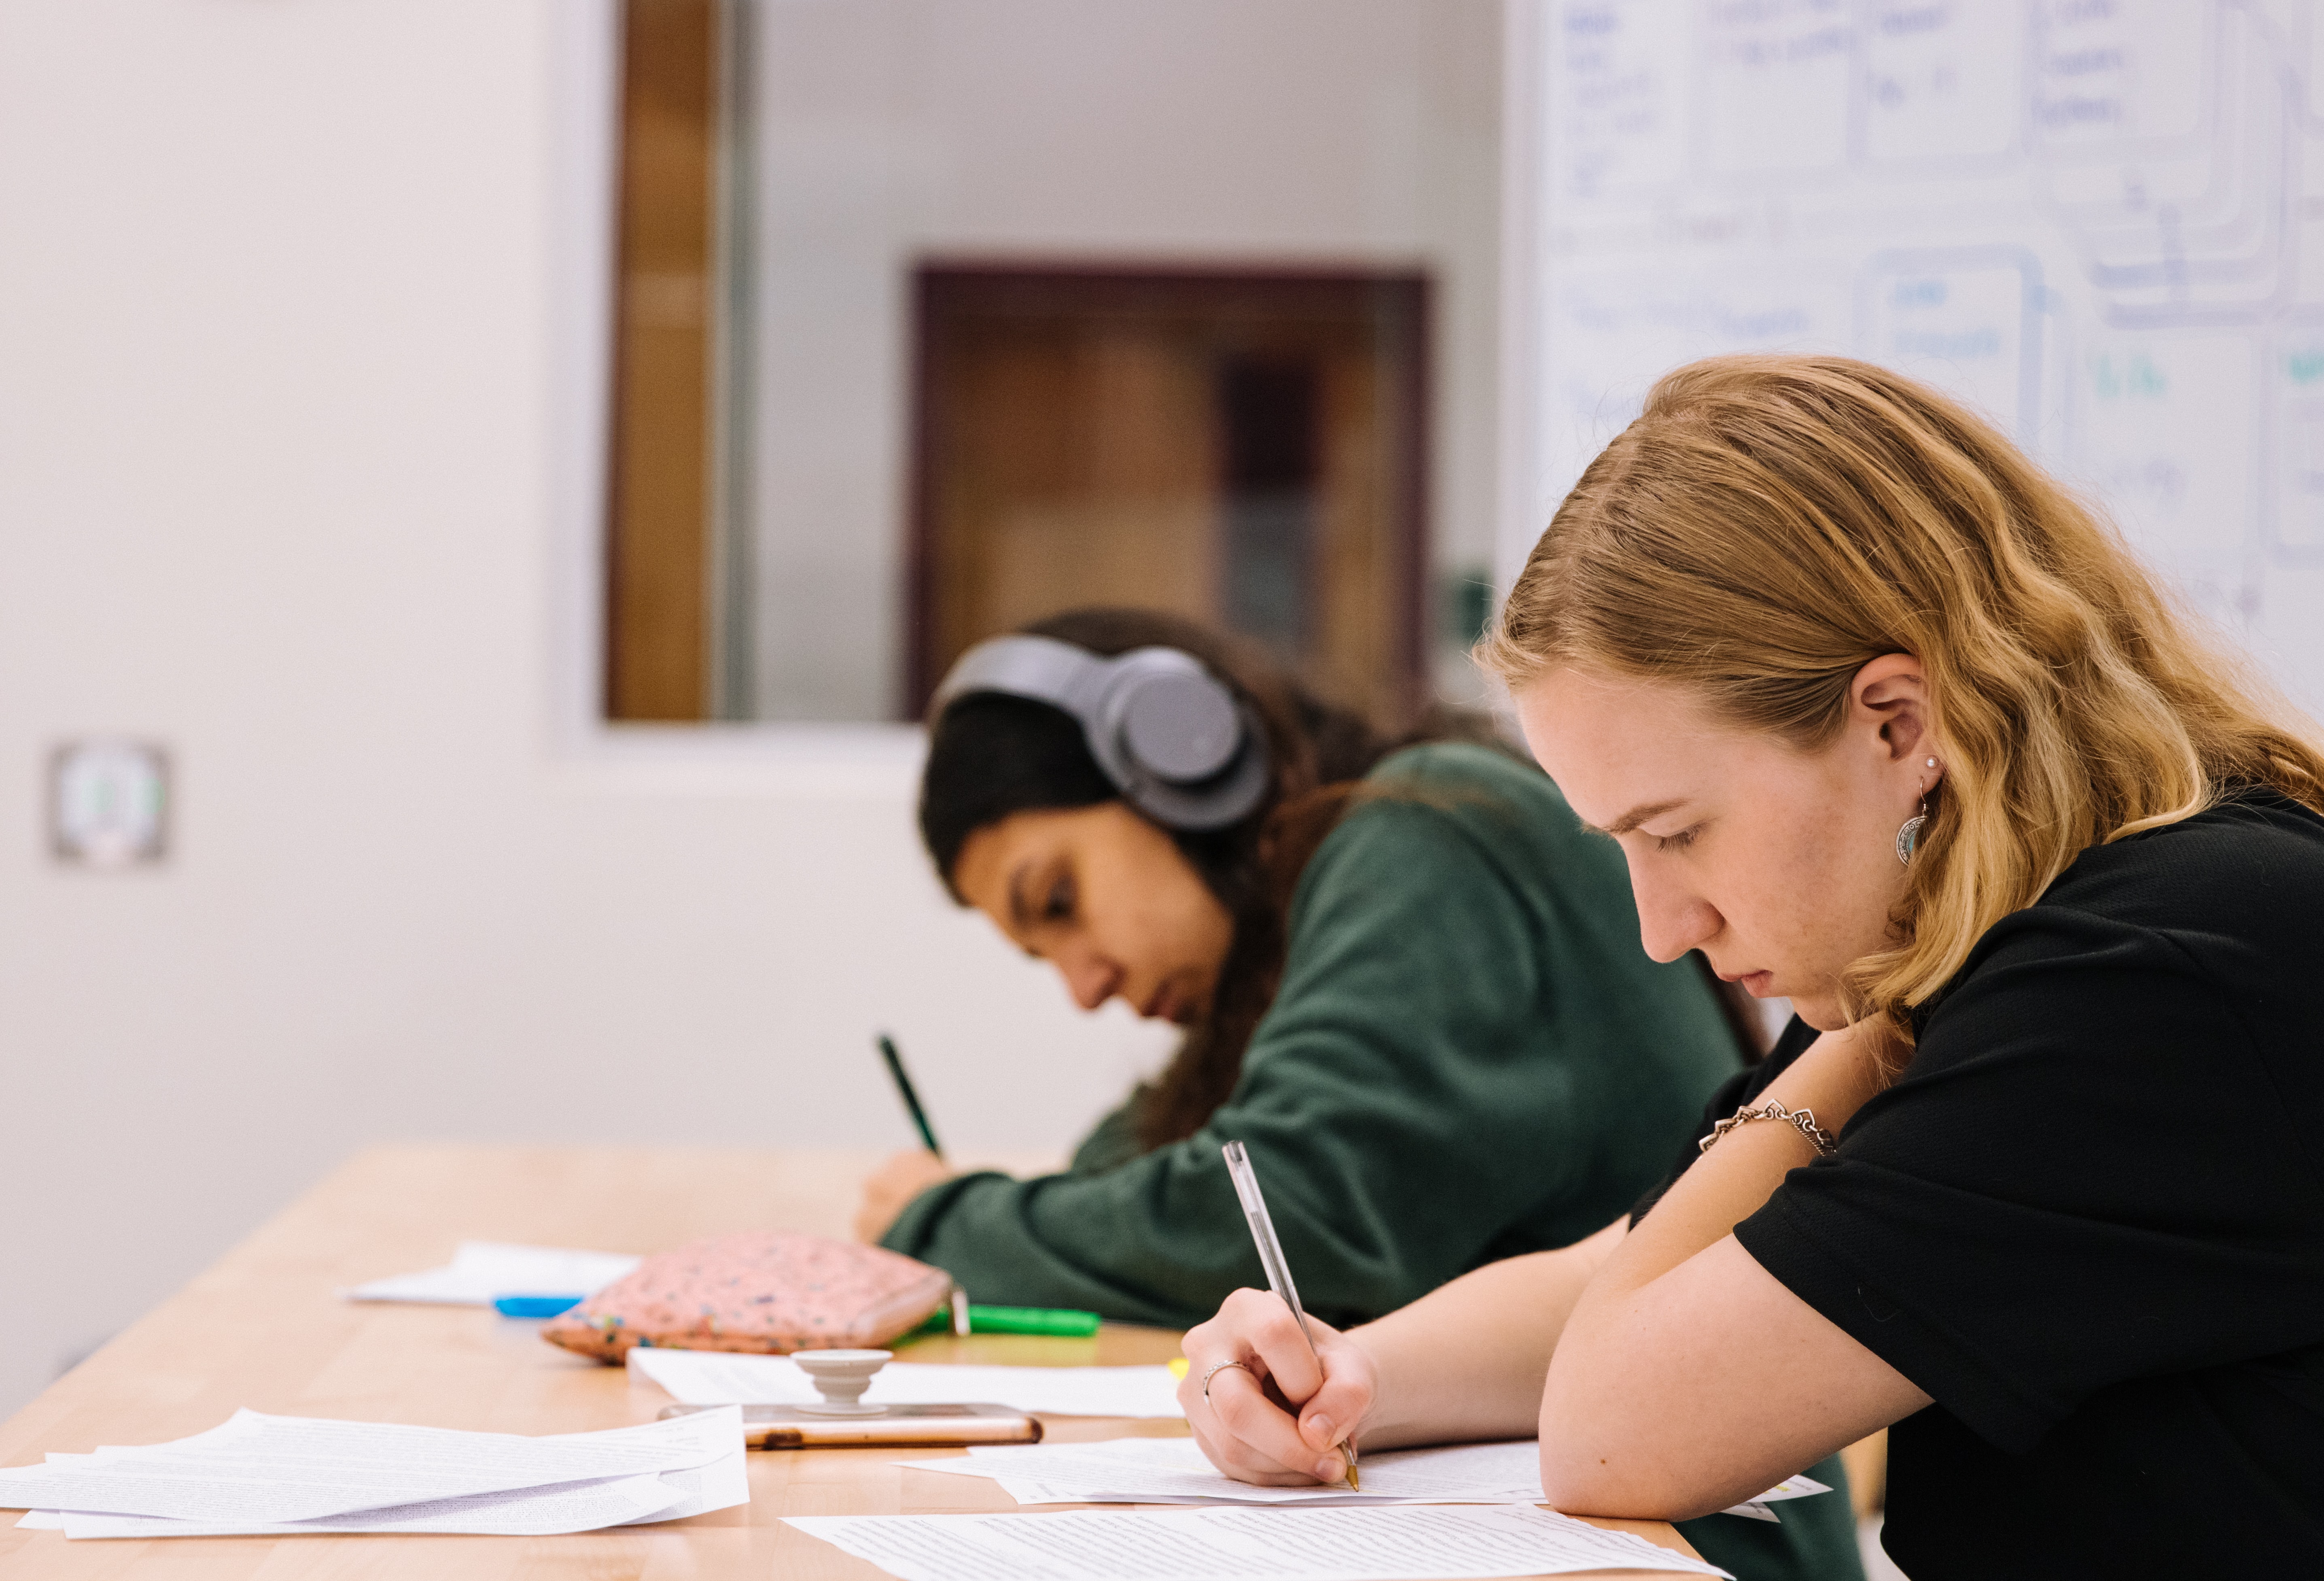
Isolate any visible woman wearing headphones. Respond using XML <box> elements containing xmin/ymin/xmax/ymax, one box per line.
<box><xmin>1179</xmin><ymin>356</ymin><xmax>2324</xmax><ymax>1576</ymax></box>
<box><xmin>855</xmin><ymin>605</ymin><xmax>1866</xmax><ymax>1581</ymax></box>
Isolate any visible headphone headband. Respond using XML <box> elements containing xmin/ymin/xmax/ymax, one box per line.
<box><xmin>929</xmin><ymin>635</ymin><xmax>1271</xmax><ymax>830</ymax></box>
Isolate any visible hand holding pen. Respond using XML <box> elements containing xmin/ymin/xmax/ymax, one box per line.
<box><xmin>1177</xmin><ymin>1141</ymin><xmax>1367</xmax><ymax>1488</ymax></box>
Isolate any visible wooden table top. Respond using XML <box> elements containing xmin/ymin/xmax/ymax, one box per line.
<box><xmin>0</xmin><ymin>1144</ymin><xmax>1705</xmax><ymax>1579</ymax></box>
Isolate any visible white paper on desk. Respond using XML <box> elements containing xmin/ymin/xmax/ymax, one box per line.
<box><xmin>38</xmin><ymin>1407</ymin><xmax>751</xmax><ymax>1540</ymax></box>
<box><xmin>1711</xmin><ymin>1471</ymin><xmax>1828</xmax><ymax>1523</ymax></box>
<box><xmin>47</xmin><ymin>1473</ymin><xmax>684</xmax><ymax>1539</ymax></box>
<box><xmin>898</xmin><ymin>1438</ymin><xmax>1544</xmax><ymax>1505</ymax></box>
<box><xmin>784</xmin><ymin>1504</ymin><xmax>1733</xmax><ymax>1579</ymax></box>
<box><xmin>1739</xmin><ymin>1472</ymin><xmax>1829</xmax><ymax>1505</ymax></box>
<box><xmin>344</xmin><ymin>1240</ymin><xmax>641</xmax><ymax>1305</ymax></box>
<box><xmin>609</xmin><ymin>1427</ymin><xmax>752</xmax><ymax>1526</ymax></box>
<box><xmin>0</xmin><ymin>1405</ymin><xmax>733</xmax><ymax>1525</ymax></box>
<box><xmin>630</xmin><ymin>1346</ymin><xmax>1184</xmax><ymax>1418</ymax></box>
<box><xmin>978</xmin><ymin>1475</ymin><xmax>1441</xmax><ymax>1511</ymax></box>
<box><xmin>903</xmin><ymin>1438</ymin><xmax>1827</xmax><ymax>1522</ymax></box>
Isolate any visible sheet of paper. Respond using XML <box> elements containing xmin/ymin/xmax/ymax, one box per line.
<box><xmin>1745</xmin><ymin>1473</ymin><xmax>1830</xmax><ymax>1504</ymax></box>
<box><xmin>897</xmin><ymin>1438</ymin><xmax>1544</xmax><ymax>1505</ymax></box>
<box><xmin>980</xmin><ymin>1476</ymin><xmax>1416</xmax><ymax>1510</ymax></box>
<box><xmin>45</xmin><ymin>1404</ymin><xmax>756</xmax><ymax>1540</ymax></box>
<box><xmin>630</xmin><ymin>1346</ymin><xmax>1184</xmax><ymax>1418</ymax></box>
<box><xmin>344</xmin><ymin>1240</ymin><xmax>640</xmax><ymax>1305</ymax></box>
<box><xmin>783</xmin><ymin>1505</ymin><xmax>1732</xmax><ymax>1580</ymax></box>
<box><xmin>1709</xmin><ymin>1472</ymin><xmax>1828</xmax><ymax>1522</ymax></box>
<box><xmin>611</xmin><ymin>1431</ymin><xmax>752</xmax><ymax>1526</ymax></box>
<box><xmin>901</xmin><ymin>1439</ymin><xmax>1824</xmax><ymax>1522</ymax></box>
<box><xmin>32</xmin><ymin>1407</ymin><xmax>752</xmax><ymax>1540</ymax></box>
<box><xmin>47</xmin><ymin>1473</ymin><xmax>684</xmax><ymax>1539</ymax></box>
<box><xmin>0</xmin><ymin>1405</ymin><xmax>735</xmax><ymax>1525</ymax></box>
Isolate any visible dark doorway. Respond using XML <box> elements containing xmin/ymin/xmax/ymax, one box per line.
<box><xmin>909</xmin><ymin>266</ymin><xmax>1429</xmax><ymax>726</ymax></box>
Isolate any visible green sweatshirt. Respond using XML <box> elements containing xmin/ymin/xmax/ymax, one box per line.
<box><xmin>885</xmin><ymin>742</ymin><xmax>1737</xmax><ymax>1318</ymax></box>
<box><xmin>885</xmin><ymin>741</ymin><xmax>1862</xmax><ymax>1580</ymax></box>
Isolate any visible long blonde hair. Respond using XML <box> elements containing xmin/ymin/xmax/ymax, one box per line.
<box><xmin>1481</xmin><ymin>354</ymin><xmax>2324</xmax><ymax>1043</ymax></box>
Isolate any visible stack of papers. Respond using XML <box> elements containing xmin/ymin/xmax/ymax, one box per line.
<box><xmin>0</xmin><ymin>1406</ymin><xmax>747</xmax><ymax>1540</ymax></box>
<box><xmin>344</xmin><ymin>1241</ymin><xmax>640</xmax><ymax>1305</ymax></box>
<box><xmin>631</xmin><ymin>1345</ymin><xmax>1185</xmax><ymax>1418</ymax></box>
<box><xmin>901</xmin><ymin>1437</ymin><xmax>1543</xmax><ymax>1505</ymax></box>
<box><xmin>898</xmin><ymin>1437</ymin><xmax>1828</xmax><ymax>1522</ymax></box>
<box><xmin>785</xmin><ymin>1504</ymin><xmax>1735</xmax><ymax>1579</ymax></box>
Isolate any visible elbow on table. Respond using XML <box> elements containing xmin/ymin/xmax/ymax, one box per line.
<box><xmin>1537</xmin><ymin>1452</ymin><xmax>1680</xmax><ymax>1523</ymax></box>
<box><xmin>1535</xmin><ymin>1426</ymin><xmax>1735</xmax><ymax>1524</ymax></box>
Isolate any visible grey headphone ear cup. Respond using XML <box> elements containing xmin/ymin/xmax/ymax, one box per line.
<box><xmin>1115</xmin><ymin>711</ymin><xmax>1270</xmax><ymax>829</ymax></box>
<box><xmin>1090</xmin><ymin>649</ymin><xmax>1269</xmax><ymax>830</ymax></box>
<box><xmin>1114</xmin><ymin>670</ymin><xmax>1241</xmax><ymax>782</ymax></box>
<box><xmin>927</xmin><ymin>634</ymin><xmax>1272</xmax><ymax>830</ymax></box>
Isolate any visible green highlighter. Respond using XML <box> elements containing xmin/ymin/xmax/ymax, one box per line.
<box><xmin>916</xmin><ymin>1303</ymin><xmax>1102</xmax><ymax>1337</ymax></box>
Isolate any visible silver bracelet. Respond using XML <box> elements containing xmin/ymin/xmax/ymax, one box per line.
<box><xmin>1698</xmin><ymin>1100</ymin><xmax>1838</xmax><ymax>1158</ymax></box>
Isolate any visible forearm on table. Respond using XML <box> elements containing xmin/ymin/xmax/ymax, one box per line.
<box><xmin>892</xmin><ymin>1172</ymin><xmax>1214</xmax><ymax>1326</ymax></box>
<box><xmin>1585</xmin><ymin>1119</ymin><xmax>1814</xmax><ymax>1299</ymax></box>
<box><xmin>1346</xmin><ymin>1218</ymin><xmax>1626</xmax><ymax>1449</ymax></box>
<box><xmin>1555</xmin><ymin>1027</ymin><xmax>1886</xmax><ymax>1334</ymax></box>
<box><xmin>1538</xmin><ymin>1045</ymin><xmax>1919</xmax><ymax>1514</ymax></box>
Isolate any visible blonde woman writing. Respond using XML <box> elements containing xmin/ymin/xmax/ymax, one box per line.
<box><xmin>1178</xmin><ymin>355</ymin><xmax>2324</xmax><ymax>1577</ymax></box>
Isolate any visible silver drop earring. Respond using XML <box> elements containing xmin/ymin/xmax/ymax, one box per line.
<box><xmin>1895</xmin><ymin>756</ymin><xmax>1938</xmax><ymax>865</ymax></box>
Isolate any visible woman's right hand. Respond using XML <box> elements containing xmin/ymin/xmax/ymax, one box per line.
<box><xmin>1179</xmin><ymin>1288</ymin><xmax>1377</xmax><ymax>1485</ymax></box>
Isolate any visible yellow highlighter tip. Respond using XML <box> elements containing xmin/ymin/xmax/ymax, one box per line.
<box><xmin>1168</xmin><ymin>1357</ymin><xmax>1190</xmax><ymax>1379</ymax></box>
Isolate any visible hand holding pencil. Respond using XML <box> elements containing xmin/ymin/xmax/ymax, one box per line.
<box><xmin>1177</xmin><ymin>1142</ymin><xmax>1367</xmax><ymax>1488</ymax></box>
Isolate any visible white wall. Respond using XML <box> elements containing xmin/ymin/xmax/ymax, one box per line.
<box><xmin>0</xmin><ymin>0</ymin><xmax>1174</xmax><ymax>1420</ymax></box>
<box><xmin>747</xmin><ymin>0</ymin><xmax>1506</xmax><ymax>718</ymax></box>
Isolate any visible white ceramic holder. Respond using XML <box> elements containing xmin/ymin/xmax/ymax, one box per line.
<box><xmin>790</xmin><ymin>1349</ymin><xmax>893</xmax><ymax>1415</ymax></box>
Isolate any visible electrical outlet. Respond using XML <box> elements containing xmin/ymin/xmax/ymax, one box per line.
<box><xmin>49</xmin><ymin>740</ymin><xmax>170</xmax><ymax>868</ymax></box>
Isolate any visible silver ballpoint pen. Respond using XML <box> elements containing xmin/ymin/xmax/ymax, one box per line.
<box><xmin>1221</xmin><ymin>1140</ymin><xmax>1359</xmax><ymax>1490</ymax></box>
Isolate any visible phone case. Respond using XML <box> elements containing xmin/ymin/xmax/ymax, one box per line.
<box><xmin>659</xmin><ymin>1401</ymin><xmax>1043</xmax><ymax>1448</ymax></box>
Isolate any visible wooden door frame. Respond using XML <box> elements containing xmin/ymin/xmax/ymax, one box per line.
<box><xmin>602</xmin><ymin>0</ymin><xmax>718</xmax><ymax>722</ymax></box>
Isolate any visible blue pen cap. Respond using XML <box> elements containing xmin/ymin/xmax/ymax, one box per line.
<box><xmin>492</xmin><ymin>1294</ymin><xmax>585</xmax><ymax>1318</ymax></box>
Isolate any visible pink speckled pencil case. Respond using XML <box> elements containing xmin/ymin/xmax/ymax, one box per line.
<box><xmin>541</xmin><ymin>1231</ymin><xmax>953</xmax><ymax>1362</ymax></box>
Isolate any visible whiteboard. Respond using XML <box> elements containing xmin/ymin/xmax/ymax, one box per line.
<box><xmin>1507</xmin><ymin>0</ymin><xmax>2324</xmax><ymax>716</ymax></box>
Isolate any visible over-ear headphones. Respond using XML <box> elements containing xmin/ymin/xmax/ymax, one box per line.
<box><xmin>929</xmin><ymin>635</ymin><xmax>1271</xmax><ymax>830</ymax></box>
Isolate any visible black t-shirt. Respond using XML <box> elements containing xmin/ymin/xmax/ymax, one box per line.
<box><xmin>1635</xmin><ymin>790</ymin><xmax>2324</xmax><ymax>1578</ymax></box>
